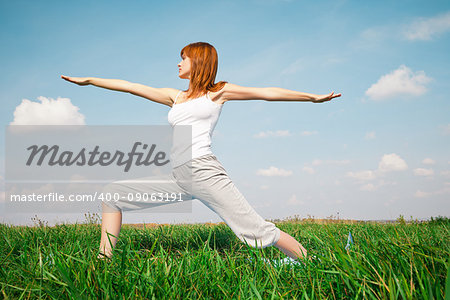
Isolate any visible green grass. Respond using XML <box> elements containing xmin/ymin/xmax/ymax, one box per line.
<box><xmin>0</xmin><ymin>217</ymin><xmax>449</xmax><ymax>299</ymax></box>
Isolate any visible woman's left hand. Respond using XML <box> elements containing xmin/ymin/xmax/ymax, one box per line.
<box><xmin>312</xmin><ymin>92</ymin><xmax>341</xmax><ymax>103</ymax></box>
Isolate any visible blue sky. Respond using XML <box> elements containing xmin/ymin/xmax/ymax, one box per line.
<box><xmin>1</xmin><ymin>0</ymin><xmax>449</xmax><ymax>225</ymax></box>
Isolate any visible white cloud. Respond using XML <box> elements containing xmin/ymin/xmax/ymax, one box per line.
<box><xmin>352</xmin><ymin>12</ymin><xmax>450</xmax><ymax>52</ymax></box>
<box><xmin>300</xmin><ymin>130</ymin><xmax>318</xmax><ymax>136</ymax></box>
<box><xmin>346</xmin><ymin>170</ymin><xmax>376</xmax><ymax>181</ymax></box>
<box><xmin>256</xmin><ymin>166</ymin><xmax>293</xmax><ymax>177</ymax></box>
<box><xmin>414</xmin><ymin>187</ymin><xmax>450</xmax><ymax>198</ymax></box>
<box><xmin>260</xmin><ymin>185</ymin><xmax>270</xmax><ymax>190</ymax></box>
<box><xmin>346</xmin><ymin>153</ymin><xmax>407</xmax><ymax>184</ymax></box>
<box><xmin>403</xmin><ymin>11</ymin><xmax>450</xmax><ymax>41</ymax></box>
<box><xmin>287</xmin><ymin>194</ymin><xmax>305</xmax><ymax>206</ymax></box>
<box><xmin>253</xmin><ymin>130</ymin><xmax>292</xmax><ymax>138</ymax></box>
<box><xmin>365</xmin><ymin>65</ymin><xmax>431</xmax><ymax>101</ymax></box>
<box><xmin>365</xmin><ymin>131</ymin><xmax>376</xmax><ymax>140</ymax></box>
<box><xmin>422</xmin><ymin>158</ymin><xmax>435</xmax><ymax>165</ymax></box>
<box><xmin>302</xmin><ymin>166</ymin><xmax>315</xmax><ymax>174</ymax></box>
<box><xmin>413</xmin><ymin>168</ymin><xmax>434</xmax><ymax>176</ymax></box>
<box><xmin>378</xmin><ymin>153</ymin><xmax>408</xmax><ymax>172</ymax></box>
<box><xmin>311</xmin><ymin>159</ymin><xmax>322</xmax><ymax>166</ymax></box>
<box><xmin>358</xmin><ymin>179</ymin><xmax>395</xmax><ymax>192</ymax></box>
<box><xmin>10</xmin><ymin>96</ymin><xmax>85</xmax><ymax>125</ymax></box>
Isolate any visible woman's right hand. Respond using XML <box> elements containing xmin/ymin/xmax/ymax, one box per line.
<box><xmin>61</xmin><ymin>75</ymin><xmax>90</xmax><ymax>86</ymax></box>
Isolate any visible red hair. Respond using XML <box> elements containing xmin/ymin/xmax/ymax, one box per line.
<box><xmin>180</xmin><ymin>42</ymin><xmax>227</xmax><ymax>100</ymax></box>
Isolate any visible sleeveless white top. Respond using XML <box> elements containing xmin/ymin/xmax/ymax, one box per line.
<box><xmin>168</xmin><ymin>90</ymin><xmax>223</xmax><ymax>167</ymax></box>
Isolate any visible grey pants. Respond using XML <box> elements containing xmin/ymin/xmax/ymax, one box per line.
<box><xmin>102</xmin><ymin>154</ymin><xmax>281</xmax><ymax>248</ymax></box>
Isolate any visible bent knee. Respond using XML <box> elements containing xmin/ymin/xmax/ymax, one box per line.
<box><xmin>239</xmin><ymin>226</ymin><xmax>281</xmax><ymax>249</ymax></box>
<box><xmin>101</xmin><ymin>182</ymin><xmax>124</xmax><ymax>212</ymax></box>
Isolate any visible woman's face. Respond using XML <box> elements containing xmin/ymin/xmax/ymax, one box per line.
<box><xmin>178</xmin><ymin>54</ymin><xmax>191</xmax><ymax>79</ymax></box>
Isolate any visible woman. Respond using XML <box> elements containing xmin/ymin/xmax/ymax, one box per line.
<box><xmin>61</xmin><ymin>41</ymin><xmax>341</xmax><ymax>261</ymax></box>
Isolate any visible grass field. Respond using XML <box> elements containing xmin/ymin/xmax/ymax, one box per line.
<box><xmin>1</xmin><ymin>215</ymin><xmax>449</xmax><ymax>299</ymax></box>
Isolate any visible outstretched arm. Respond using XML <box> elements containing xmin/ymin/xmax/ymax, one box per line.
<box><xmin>60</xmin><ymin>75</ymin><xmax>177</xmax><ymax>107</ymax></box>
<box><xmin>222</xmin><ymin>83</ymin><xmax>341</xmax><ymax>103</ymax></box>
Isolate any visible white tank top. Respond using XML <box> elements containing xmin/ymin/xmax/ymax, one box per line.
<box><xmin>168</xmin><ymin>90</ymin><xmax>223</xmax><ymax>167</ymax></box>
